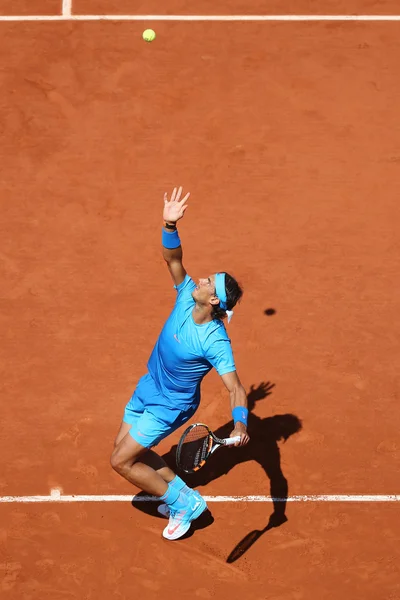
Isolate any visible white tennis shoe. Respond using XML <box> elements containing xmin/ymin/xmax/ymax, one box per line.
<box><xmin>162</xmin><ymin>493</ymin><xmax>207</xmax><ymax>541</ymax></box>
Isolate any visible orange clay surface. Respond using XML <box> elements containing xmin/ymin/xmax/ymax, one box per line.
<box><xmin>76</xmin><ymin>0</ymin><xmax>400</xmax><ymax>16</ymax></box>
<box><xmin>1</xmin><ymin>1</ymin><xmax>400</xmax><ymax>598</ymax></box>
<box><xmin>0</xmin><ymin>1</ymin><xmax>61</xmax><ymax>16</ymax></box>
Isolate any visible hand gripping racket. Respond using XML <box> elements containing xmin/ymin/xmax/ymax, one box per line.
<box><xmin>176</xmin><ymin>423</ymin><xmax>241</xmax><ymax>474</ymax></box>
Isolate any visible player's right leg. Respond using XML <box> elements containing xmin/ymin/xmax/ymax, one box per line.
<box><xmin>111</xmin><ymin>432</ymin><xmax>169</xmax><ymax>496</ymax></box>
<box><xmin>113</xmin><ymin>374</ymin><xmax>207</xmax><ymax>538</ymax></box>
<box><xmin>113</xmin><ymin>378</ymin><xmax>176</xmax><ymax>485</ymax></box>
<box><xmin>111</xmin><ymin>416</ymin><xmax>207</xmax><ymax>539</ymax></box>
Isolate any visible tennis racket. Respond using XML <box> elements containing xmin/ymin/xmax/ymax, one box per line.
<box><xmin>176</xmin><ymin>423</ymin><xmax>241</xmax><ymax>474</ymax></box>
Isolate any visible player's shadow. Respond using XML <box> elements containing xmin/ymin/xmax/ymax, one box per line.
<box><xmin>182</xmin><ymin>384</ymin><xmax>300</xmax><ymax>512</ymax></box>
<box><xmin>170</xmin><ymin>381</ymin><xmax>301</xmax><ymax>556</ymax></box>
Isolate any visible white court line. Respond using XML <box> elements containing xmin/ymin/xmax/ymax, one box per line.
<box><xmin>1</xmin><ymin>15</ymin><xmax>400</xmax><ymax>22</ymax></box>
<box><xmin>0</xmin><ymin>494</ymin><xmax>399</xmax><ymax>503</ymax></box>
<box><xmin>62</xmin><ymin>0</ymin><xmax>72</xmax><ymax>17</ymax></box>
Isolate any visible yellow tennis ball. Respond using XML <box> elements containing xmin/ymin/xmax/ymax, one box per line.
<box><xmin>143</xmin><ymin>29</ymin><xmax>156</xmax><ymax>42</ymax></box>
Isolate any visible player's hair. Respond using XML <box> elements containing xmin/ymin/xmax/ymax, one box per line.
<box><xmin>211</xmin><ymin>272</ymin><xmax>243</xmax><ymax>321</ymax></box>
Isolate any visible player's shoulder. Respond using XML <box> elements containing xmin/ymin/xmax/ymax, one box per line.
<box><xmin>174</xmin><ymin>274</ymin><xmax>196</xmax><ymax>293</ymax></box>
<box><xmin>174</xmin><ymin>274</ymin><xmax>196</xmax><ymax>304</ymax></box>
<box><xmin>205</xmin><ymin>319</ymin><xmax>231</xmax><ymax>344</ymax></box>
<box><xmin>202</xmin><ymin>320</ymin><xmax>234</xmax><ymax>363</ymax></box>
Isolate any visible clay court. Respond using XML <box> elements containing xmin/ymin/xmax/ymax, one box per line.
<box><xmin>1</xmin><ymin>1</ymin><xmax>400</xmax><ymax>598</ymax></box>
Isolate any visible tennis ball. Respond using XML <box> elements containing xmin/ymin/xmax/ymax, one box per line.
<box><xmin>143</xmin><ymin>29</ymin><xmax>156</xmax><ymax>42</ymax></box>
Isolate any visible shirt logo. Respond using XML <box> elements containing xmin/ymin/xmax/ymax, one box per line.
<box><xmin>173</xmin><ymin>334</ymin><xmax>181</xmax><ymax>343</ymax></box>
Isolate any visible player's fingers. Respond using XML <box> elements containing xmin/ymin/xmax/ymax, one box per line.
<box><xmin>171</xmin><ymin>187</ymin><xmax>177</xmax><ymax>202</ymax></box>
<box><xmin>180</xmin><ymin>191</ymin><xmax>190</xmax><ymax>203</ymax></box>
<box><xmin>164</xmin><ymin>192</ymin><xmax>168</xmax><ymax>203</ymax></box>
<box><xmin>175</xmin><ymin>186</ymin><xmax>183</xmax><ymax>202</ymax></box>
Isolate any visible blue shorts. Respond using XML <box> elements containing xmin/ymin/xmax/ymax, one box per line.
<box><xmin>123</xmin><ymin>373</ymin><xmax>198</xmax><ymax>448</ymax></box>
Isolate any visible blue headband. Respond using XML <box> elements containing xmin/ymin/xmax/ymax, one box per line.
<box><xmin>214</xmin><ymin>272</ymin><xmax>228</xmax><ymax>310</ymax></box>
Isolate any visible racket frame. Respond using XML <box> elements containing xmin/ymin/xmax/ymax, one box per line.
<box><xmin>176</xmin><ymin>422</ymin><xmax>241</xmax><ymax>474</ymax></box>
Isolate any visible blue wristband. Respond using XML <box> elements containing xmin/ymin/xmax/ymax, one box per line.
<box><xmin>162</xmin><ymin>228</ymin><xmax>181</xmax><ymax>249</ymax></box>
<box><xmin>232</xmin><ymin>406</ymin><xmax>248</xmax><ymax>426</ymax></box>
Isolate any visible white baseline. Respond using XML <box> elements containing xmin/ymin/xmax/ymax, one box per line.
<box><xmin>0</xmin><ymin>493</ymin><xmax>399</xmax><ymax>503</ymax></box>
<box><xmin>1</xmin><ymin>15</ymin><xmax>400</xmax><ymax>22</ymax></box>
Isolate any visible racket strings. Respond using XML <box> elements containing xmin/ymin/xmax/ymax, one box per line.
<box><xmin>177</xmin><ymin>425</ymin><xmax>211</xmax><ymax>472</ymax></box>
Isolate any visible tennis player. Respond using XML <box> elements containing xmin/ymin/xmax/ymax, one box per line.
<box><xmin>111</xmin><ymin>186</ymin><xmax>250</xmax><ymax>540</ymax></box>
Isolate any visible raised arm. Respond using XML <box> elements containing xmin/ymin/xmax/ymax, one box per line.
<box><xmin>162</xmin><ymin>186</ymin><xmax>190</xmax><ymax>287</ymax></box>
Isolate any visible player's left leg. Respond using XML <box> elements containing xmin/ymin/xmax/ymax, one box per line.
<box><xmin>133</xmin><ymin>446</ymin><xmax>176</xmax><ymax>484</ymax></box>
<box><xmin>111</xmin><ymin>433</ymin><xmax>168</xmax><ymax>496</ymax></box>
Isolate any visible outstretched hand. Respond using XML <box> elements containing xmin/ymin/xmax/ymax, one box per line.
<box><xmin>163</xmin><ymin>187</ymin><xmax>190</xmax><ymax>223</ymax></box>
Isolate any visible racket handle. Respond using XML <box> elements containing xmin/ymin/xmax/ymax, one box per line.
<box><xmin>224</xmin><ymin>436</ymin><xmax>241</xmax><ymax>446</ymax></box>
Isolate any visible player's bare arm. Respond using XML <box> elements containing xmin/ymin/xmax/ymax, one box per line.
<box><xmin>162</xmin><ymin>186</ymin><xmax>190</xmax><ymax>287</ymax></box>
<box><xmin>221</xmin><ymin>370</ymin><xmax>250</xmax><ymax>447</ymax></box>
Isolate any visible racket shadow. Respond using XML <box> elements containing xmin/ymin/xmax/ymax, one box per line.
<box><xmin>161</xmin><ymin>381</ymin><xmax>302</xmax><ymax>559</ymax></box>
<box><xmin>226</xmin><ymin>512</ymin><xmax>288</xmax><ymax>563</ymax></box>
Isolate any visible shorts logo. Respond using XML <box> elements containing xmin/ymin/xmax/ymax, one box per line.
<box><xmin>173</xmin><ymin>334</ymin><xmax>181</xmax><ymax>343</ymax></box>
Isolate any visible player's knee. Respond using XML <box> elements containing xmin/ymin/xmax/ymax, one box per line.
<box><xmin>110</xmin><ymin>449</ymin><xmax>127</xmax><ymax>474</ymax></box>
<box><xmin>110</xmin><ymin>447</ymin><xmax>140</xmax><ymax>474</ymax></box>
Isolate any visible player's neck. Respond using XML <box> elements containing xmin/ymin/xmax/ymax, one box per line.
<box><xmin>192</xmin><ymin>304</ymin><xmax>213</xmax><ymax>325</ymax></box>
